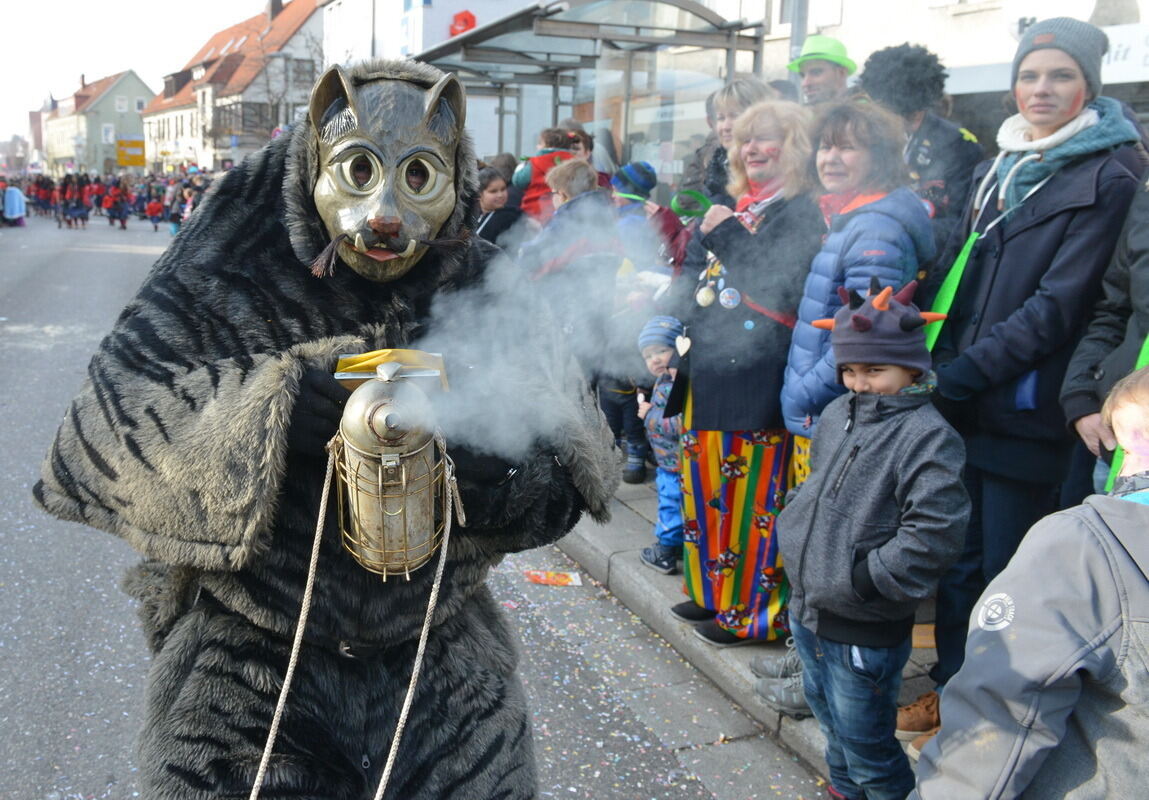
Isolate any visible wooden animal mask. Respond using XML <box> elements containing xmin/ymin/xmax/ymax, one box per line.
<box><xmin>309</xmin><ymin>64</ymin><xmax>466</xmax><ymax>282</ymax></box>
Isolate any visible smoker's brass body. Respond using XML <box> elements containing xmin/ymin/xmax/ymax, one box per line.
<box><xmin>333</xmin><ymin>365</ymin><xmax>446</xmax><ymax>580</ymax></box>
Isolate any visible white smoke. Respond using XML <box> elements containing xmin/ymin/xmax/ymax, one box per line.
<box><xmin>411</xmin><ymin>190</ymin><xmax>671</xmax><ymax>462</ymax></box>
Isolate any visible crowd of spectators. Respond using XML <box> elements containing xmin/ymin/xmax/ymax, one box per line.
<box><xmin>480</xmin><ymin>19</ymin><xmax>1149</xmax><ymax>800</ymax></box>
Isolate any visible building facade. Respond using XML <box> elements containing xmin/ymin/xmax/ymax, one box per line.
<box><xmin>42</xmin><ymin>71</ymin><xmax>156</xmax><ymax>177</ymax></box>
<box><xmin>143</xmin><ymin>0</ymin><xmax>322</xmax><ymax>173</ymax></box>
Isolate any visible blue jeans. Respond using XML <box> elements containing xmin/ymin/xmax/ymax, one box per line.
<box><xmin>791</xmin><ymin>620</ymin><xmax>914</xmax><ymax>800</ymax></box>
<box><xmin>654</xmin><ymin>467</ymin><xmax>683</xmax><ymax>547</ymax></box>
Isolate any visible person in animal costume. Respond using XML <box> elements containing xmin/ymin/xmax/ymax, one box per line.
<box><xmin>33</xmin><ymin>59</ymin><xmax>618</xmax><ymax>799</ymax></box>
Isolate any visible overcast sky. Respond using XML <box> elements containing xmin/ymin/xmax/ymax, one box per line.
<box><xmin>0</xmin><ymin>0</ymin><xmax>278</xmax><ymax>144</ymax></box>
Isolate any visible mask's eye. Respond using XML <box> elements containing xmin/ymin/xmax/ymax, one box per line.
<box><xmin>405</xmin><ymin>159</ymin><xmax>431</xmax><ymax>193</ymax></box>
<box><xmin>350</xmin><ymin>155</ymin><xmax>373</xmax><ymax>188</ymax></box>
<box><xmin>336</xmin><ymin>150</ymin><xmax>381</xmax><ymax>192</ymax></box>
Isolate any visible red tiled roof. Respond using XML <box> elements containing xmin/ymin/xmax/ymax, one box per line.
<box><xmin>58</xmin><ymin>71</ymin><xmax>128</xmax><ymax>115</ymax></box>
<box><xmin>143</xmin><ymin>0</ymin><xmax>317</xmax><ymax>115</ymax></box>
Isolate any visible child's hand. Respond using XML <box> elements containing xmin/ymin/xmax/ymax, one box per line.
<box><xmin>637</xmin><ymin>393</ymin><xmax>651</xmax><ymax>420</ymax></box>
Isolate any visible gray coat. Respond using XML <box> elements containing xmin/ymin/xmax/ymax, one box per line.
<box><xmin>912</xmin><ymin>483</ymin><xmax>1149</xmax><ymax>799</ymax></box>
<box><xmin>777</xmin><ymin>389</ymin><xmax>968</xmax><ymax>647</ymax></box>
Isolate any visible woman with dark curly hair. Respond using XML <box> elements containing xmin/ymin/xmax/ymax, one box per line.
<box><xmin>858</xmin><ymin>43</ymin><xmax>983</xmax><ymax>244</ymax></box>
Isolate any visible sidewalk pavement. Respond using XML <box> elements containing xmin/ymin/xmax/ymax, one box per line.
<box><xmin>556</xmin><ymin>477</ymin><xmax>939</xmax><ymax>776</ymax></box>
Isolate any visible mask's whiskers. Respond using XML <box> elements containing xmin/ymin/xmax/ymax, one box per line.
<box><xmin>310</xmin><ymin>233</ymin><xmax>350</xmax><ymax>278</ymax></box>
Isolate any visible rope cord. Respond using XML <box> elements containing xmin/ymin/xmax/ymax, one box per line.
<box><xmin>249</xmin><ymin>442</ymin><xmax>336</xmax><ymax>800</ymax></box>
<box><xmin>372</xmin><ymin>433</ymin><xmax>463</xmax><ymax>800</ymax></box>
<box><xmin>249</xmin><ymin>434</ymin><xmax>466</xmax><ymax>800</ymax></box>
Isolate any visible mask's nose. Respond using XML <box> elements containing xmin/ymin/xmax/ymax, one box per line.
<box><xmin>368</xmin><ymin>216</ymin><xmax>402</xmax><ymax>237</ymax></box>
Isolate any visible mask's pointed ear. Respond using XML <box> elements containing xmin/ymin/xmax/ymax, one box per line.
<box><xmin>309</xmin><ymin>65</ymin><xmax>356</xmax><ymax>135</ymax></box>
<box><xmin>422</xmin><ymin>72</ymin><xmax>466</xmax><ymax>144</ymax></box>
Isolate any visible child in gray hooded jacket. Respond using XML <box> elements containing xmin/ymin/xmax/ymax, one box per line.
<box><xmin>773</xmin><ymin>280</ymin><xmax>970</xmax><ymax>800</ymax></box>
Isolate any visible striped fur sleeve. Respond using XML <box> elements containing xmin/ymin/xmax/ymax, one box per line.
<box><xmin>34</xmin><ymin>331</ymin><xmax>363</xmax><ymax>571</ymax></box>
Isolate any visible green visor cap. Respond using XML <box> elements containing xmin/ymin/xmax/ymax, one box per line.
<box><xmin>787</xmin><ymin>34</ymin><xmax>856</xmax><ymax>74</ymax></box>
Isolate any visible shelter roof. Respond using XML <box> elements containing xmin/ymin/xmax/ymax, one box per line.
<box><xmin>415</xmin><ymin>0</ymin><xmax>760</xmax><ymax>92</ymax></box>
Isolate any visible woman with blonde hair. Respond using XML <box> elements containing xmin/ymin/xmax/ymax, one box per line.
<box><xmin>665</xmin><ymin>101</ymin><xmax>826</xmax><ymax>647</ymax></box>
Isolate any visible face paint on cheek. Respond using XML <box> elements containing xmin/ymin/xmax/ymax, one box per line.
<box><xmin>1070</xmin><ymin>87</ymin><xmax>1087</xmax><ymax>117</ymax></box>
<box><xmin>1124</xmin><ymin>428</ymin><xmax>1149</xmax><ymax>459</ymax></box>
<box><xmin>764</xmin><ymin>147</ymin><xmax>781</xmax><ymax>162</ymax></box>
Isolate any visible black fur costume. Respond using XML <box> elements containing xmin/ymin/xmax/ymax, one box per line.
<box><xmin>34</xmin><ymin>60</ymin><xmax>618</xmax><ymax>799</ymax></box>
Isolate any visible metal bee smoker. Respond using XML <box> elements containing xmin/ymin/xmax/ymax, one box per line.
<box><xmin>331</xmin><ymin>360</ymin><xmax>462</xmax><ymax>580</ymax></box>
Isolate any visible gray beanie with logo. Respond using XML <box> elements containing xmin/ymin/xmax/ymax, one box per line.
<box><xmin>1012</xmin><ymin>17</ymin><xmax>1108</xmax><ymax>100</ymax></box>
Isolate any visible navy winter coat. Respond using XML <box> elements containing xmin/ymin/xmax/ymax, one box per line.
<box><xmin>932</xmin><ymin>146</ymin><xmax>1142</xmax><ymax>481</ymax></box>
<box><xmin>781</xmin><ymin>187</ymin><xmax>936</xmax><ymax>436</ymax></box>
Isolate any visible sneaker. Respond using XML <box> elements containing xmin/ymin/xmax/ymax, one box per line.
<box><xmin>692</xmin><ymin>619</ymin><xmax>759</xmax><ymax>647</ymax></box>
<box><xmin>896</xmin><ymin>690</ymin><xmax>940</xmax><ymax>741</ymax></box>
<box><xmin>755</xmin><ymin>673</ymin><xmax>811</xmax><ymax>719</ymax></box>
<box><xmin>907</xmin><ymin>726</ymin><xmax>940</xmax><ymax>762</ymax></box>
<box><xmin>640</xmin><ymin>543</ymin><xmax>680</xmax><ymax>575</ymax></box>
<box><xmin>669</xmin><ymin>600</ymin><xmax>714</xmax><ymax>623</ymax></box>
<box><xmin>748</xmin><ymin>637</ymin><xmax>802</xmax><ymax>679</ymax></box>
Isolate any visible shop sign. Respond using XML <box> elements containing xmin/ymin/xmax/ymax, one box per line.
<box><xmin>1102</xmin><ymin>24</ymin><xmax>1149</xmax><ymax>85</ymax></box>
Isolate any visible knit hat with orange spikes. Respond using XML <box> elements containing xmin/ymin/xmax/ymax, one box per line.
<box><xmin>812</xmin><ymin>278</ymin><xmax>945</xmax><ymax>382</ymax></box>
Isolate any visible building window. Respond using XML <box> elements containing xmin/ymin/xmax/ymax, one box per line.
<box><xmin>243</xmin><ymin>102</ymin><xmax>272</xmax><ymax>133</ymax></box>
<box><xmin>102</xmin><ymin>123</ymin><xmax>116</xmax><ymax>144</ymax></box>
<box><xmin>136</xmin><ymin>97</ymin><xmax>146</xmax><ymax>112</ymax></box>
<box><xmin>403</xmin><ymin>0</ymin><xmax>411</xmax><ymax>10</ymax></box>
<box><xmin>293</xmin><ymin>59</ymin><xmax>315</xmax><ymax>89</ymax></box>
<box><xmin>115</xmin><ymin>95</ymin><xmax>128</xmax><ymax>113</ymax></box>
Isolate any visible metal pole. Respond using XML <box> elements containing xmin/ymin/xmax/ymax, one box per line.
<box><xmin>370</xmin><ymin>0</ymin><xmax>377</xmax><ymax>59</ymax></box>
<box><xmin>497</xmin><ymin>88</ymin><xmax>506</xmax><ymax>154</ymax></box>
<box><xmin>790</xmin><ymin>0</ymin><xmax>808</xmax><ymax>92</ymax></box>
<box><xmin>621</xmin><ymin>48</ymin><xmax>633</xmax><ymax>164</ymax></box>
<box><xmin>514</xmin><ymin>88</ymin><xmax>523</xmax><ymax>156</ymax></box>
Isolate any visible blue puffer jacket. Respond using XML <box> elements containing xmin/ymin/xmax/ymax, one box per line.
<box><xmin>781</xmin><ymin>186</ymin><xmax>936</xmax><ymax>436</ymax></box>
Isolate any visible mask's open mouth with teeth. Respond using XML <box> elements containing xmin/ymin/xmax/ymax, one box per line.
<box><xmin>345</xmin><ymin>233</ymin><xmax>419</xmax><ymax>262</ymax></box>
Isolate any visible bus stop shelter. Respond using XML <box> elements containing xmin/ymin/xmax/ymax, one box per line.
<box><xmin>415</xmin><ymin>0</ymin><xmax>767</xmax><ymax>185</ymax></box>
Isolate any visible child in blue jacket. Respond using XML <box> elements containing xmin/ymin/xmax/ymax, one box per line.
<box><xmin>635</xmin><ymin>316</ymin><xmax>684</xmax><ymax>574</ymax></box>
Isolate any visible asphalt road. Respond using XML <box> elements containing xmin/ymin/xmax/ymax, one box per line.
<box><xmin>0</xmin><ymin>211</ymin><xmax>822</xmax><ymax>800</ymax></box>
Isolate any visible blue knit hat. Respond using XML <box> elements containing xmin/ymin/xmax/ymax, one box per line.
<box><xmin>638</xmin><ymin>315</ymin><xmax>684</xmax><ymax>351</ymax></box>
<box><xmin>612</xmin><ymin>161</ymin><xmax>658</xmax><ymax>201</ymax></box>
